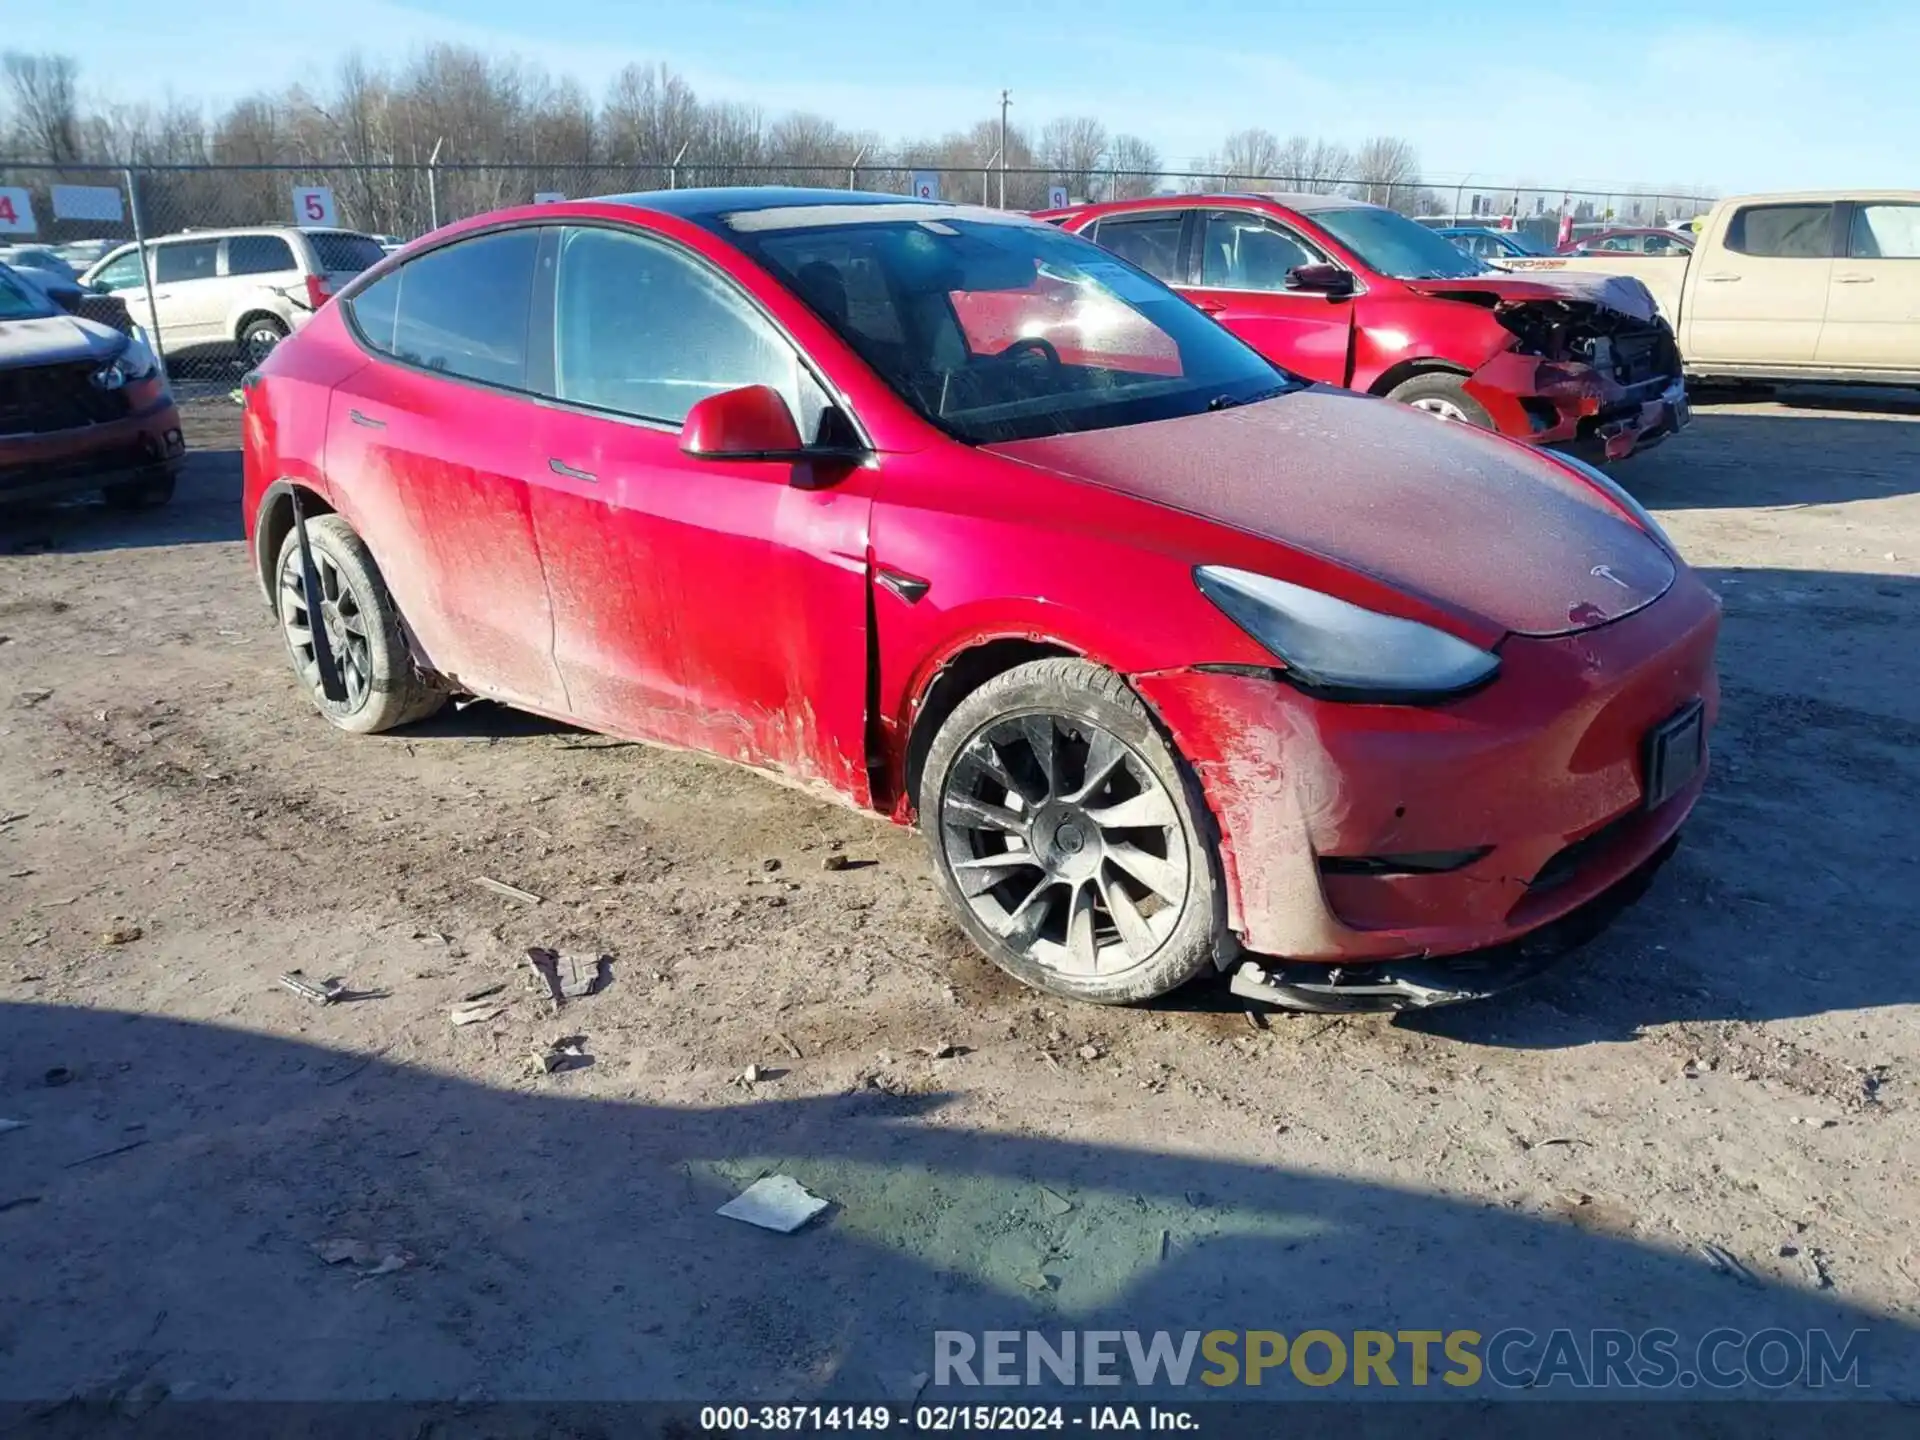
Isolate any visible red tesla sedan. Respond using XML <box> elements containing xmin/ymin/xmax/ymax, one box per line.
<box><xmin>242</xmin><ymin>189</ymin><xmax>1718</xmax><ymax>1009</ymax></box>
<box><xmin>1040</xmin><ymin>193</ymin><xmax>1690</xmax><ymax>462</ymax></box>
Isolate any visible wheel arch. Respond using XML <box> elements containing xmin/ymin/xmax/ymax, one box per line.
<box><xmin>895</xmin><ymin>635</ymin><xmax>1082</xmax><ymax>821</ymax></box>
<box><xmin>251</xmin><ymin>479</ymin><xmax>334</xmax><ymax>607</ymax></box>
<box><xmin>1367</xmin><ymin>356</ymin><xmax>1473</xmax><ymax>398</ymax></box>
<box><xmin>232</xmin><ymin>306</ymin><xmax>291</xmax><ymax>345</ymax></box>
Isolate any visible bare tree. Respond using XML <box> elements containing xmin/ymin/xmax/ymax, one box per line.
<box><xmin>1274</xmin><ymin>135</ymin><xmax>1351</xmax><ymax>193</ymax></box>
<box><xmin>1213</xmin><ymin>127</ymin><xmax>1282</xmax><ymax>183</ymax></box>
<box><xmin>1039</xmin><ymin>114</ymin><xmax>1107</xmax><ymax>197</ymax></box>
<box><xmin>2</xmin><ymin>52</ymin><xmax>82</xmax><ymax>163</ymax></box>
<box><xmin>1351</xmin><ymin>135</ymin><xmax>1420</xmax><ymax>210</ymax></box>
<box><xmin>1107</xmin><ymin>133</ymin><xmax>1161</xmax><ymax>199</ymax></box>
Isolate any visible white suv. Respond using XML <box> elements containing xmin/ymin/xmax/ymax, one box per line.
<box><xmin>82</xmin><ymin>227</ymin><xmax>388</xmax><ymax>367</ymax></box>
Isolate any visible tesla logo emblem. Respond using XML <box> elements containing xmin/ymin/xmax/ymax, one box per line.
<box><xmin>1590</xmin><ymin>564</ymin><xmax>1631</xmax><ymax>590</ymax></box>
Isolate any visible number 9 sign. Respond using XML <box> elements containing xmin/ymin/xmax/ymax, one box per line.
<box><xmin>291</xmin><ymin>186</ymin><xmax>338</xmax><ymax>227</ymax></box>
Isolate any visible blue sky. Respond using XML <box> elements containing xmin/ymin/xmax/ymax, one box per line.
<box><xmin>11</xmin><ymin>0</ymin><xmax>1914</xmax><ymax>193</ymax></box>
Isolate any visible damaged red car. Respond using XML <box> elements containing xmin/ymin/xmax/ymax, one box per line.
<box><xmin>243</xmin><ymin>189</ymin><xmax>1717</xmax><ymax>1009</ymax></box>
<box><xmin>1039</xmin><ymin>193</ymin><xmax>1689</xmax><ymax>462</ymax></box>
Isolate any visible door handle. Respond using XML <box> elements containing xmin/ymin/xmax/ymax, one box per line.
<box><xmin>348</xmin><ymin>409</ymin><xmax>386</xmax><ymax>429</ymax></box>
<box><xmin>1701</xmin><ymin>273</ymin><xmax>1742</xmax><ymax>283</ymax></box>
<box><xmin>548</xmin><ymin>458</ymin><xmax>597</xmax><ymax>483</ymax></box>
<box><xmin>1834</xmin><ymin>273</ymin><xmax>1875</xmax><ymax>284</ymax></box>
<box><xmin>1191</xmin><ymin>298</ymin><xmax>1227</xmax><ymax>314</ymax></box>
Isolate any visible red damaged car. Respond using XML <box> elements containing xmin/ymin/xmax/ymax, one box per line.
<box><xmin>1040</xmin><ymin>193</ymin><xmax>1689</xmax><ymax>462</ymax></box>
<box><xmin>243</xmin><ymin>189</ymin><xmax>1717</xmax><ymax>1009</ymax></box>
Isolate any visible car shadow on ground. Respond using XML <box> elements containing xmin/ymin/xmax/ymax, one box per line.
<box><xmin>2</xmin><ymin>449</ymin><xmax>239</xmax><ymax>556</ymax></box>
<box><xmin>1621</xmin><ymin>394</ymin><xmax>1920</xmax><ymax>510</ymax></box>
<box><xmin>0</xmin><ymin>1001</ymin><xmax>1912</xmax><ymax>1414</ymax></box>
<box><xmin>1404</xmin><ymin>566</ymin><xmax>1917</xmax><ymax>1048</ymax></box>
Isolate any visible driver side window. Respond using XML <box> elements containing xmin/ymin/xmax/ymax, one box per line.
<box><xmin>1199</xmin><ymin>213</ymin><xmax>1321</xmax><ymax>291</ymax></box>
<box><xmin>92</xmin><ymin>250</ymin><xmax>146</xmax><ymax>292</ymax></box>
<box><xmin>551</xmin><ymin>225</ymin><xmax>827</xmax><ymax>438</ymax></box>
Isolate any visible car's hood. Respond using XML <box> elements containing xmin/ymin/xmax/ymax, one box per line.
<box><xmin>983</xmin><ymin>386</ymin><xmax>1675</xmax><ymax>639</ymax></box>
<box><xmin>0</xmin><ymin>312</ymin><xmax>125</xmax><ymax>369</ymax></box>
<box><xmin>1404</xmin><ymin>270</ymin><xmax>1660</xmax><ymax>323</ymax></box>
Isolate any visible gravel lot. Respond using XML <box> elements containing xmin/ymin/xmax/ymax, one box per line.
<box><xmin>2</xmin><ymin>390</ymin><xmax>1917</xmax><ymax>1410</ymax></box>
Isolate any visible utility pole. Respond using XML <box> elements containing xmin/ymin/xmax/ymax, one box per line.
<box><xmin>998</xmin><ymin>89</ymin><xmax>1011</xmax><ymax>209</ymax></box>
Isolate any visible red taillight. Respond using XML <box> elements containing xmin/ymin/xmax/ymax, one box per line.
<box><xmin>305</xmin><ymin>274</ymin><xmax>333</xmax><ymax>311</ymax></box>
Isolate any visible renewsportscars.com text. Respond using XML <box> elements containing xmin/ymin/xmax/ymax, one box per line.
<box><xmin>933</xmin><ymin>1327</ymin><xmax>1869</xmax><ymax>1390</ymax></box>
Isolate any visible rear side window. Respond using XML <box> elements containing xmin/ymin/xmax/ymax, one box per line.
<box><xmin>308</xmin><ymin>232</ymin><xmax>388</xmax><ymax>274</ymax></box>
<box><xmin>226</xmin><ymin>235</ymin><xmax>297</xmax><ymax>276</ymax></box>
<box><xmin>349</xmin><ymin>229</ymin><xmax>540</xmax><ymax>389</ymax></box>
<box><xmin>153</xmin><ymin>240</ymin><xmax>219</xmax><ymax>283</ymax></box>
<box><xmin>1089</xmin><ymin>213</ymin><xmax>1184</xmax><ymax>282</ymax></box>
<box><xmin>1726</xmin><ymin>204</ymin><xmax>1835</xmax><ymax>258</ymax></box>
<box><xmin>1199</xmin><ymin>212</ymin><xmax>1320</xmax><ymax>290</ymax></box>
<box><xmin>1849</xmin><ymin>204</ymin><xmax>1920</xmax><ymax>259</ymax></box>
<box><xmin>550</xmin><ymin>224</ymin><xmax>820</xmax><ymax>431</ymax></box>
<box><xmin>90</xmin><ymin>250</ymin><xmax>145</xmax><ymax>292</ymax></box>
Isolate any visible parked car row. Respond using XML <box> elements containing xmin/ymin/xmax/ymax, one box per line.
<box><xmin>237</xmin><ymin>186</ymin><xmax>1719</xmax><ymax>1012</ymax></box>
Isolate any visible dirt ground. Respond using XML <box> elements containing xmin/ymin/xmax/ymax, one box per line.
<box><xmin>2</xmin><ymin>389</ymin><xmax>1918</xmax><ymax>1414</ymax></box>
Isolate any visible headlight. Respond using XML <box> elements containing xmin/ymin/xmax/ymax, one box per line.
<box><xmin>1553</xmin><ymin>453</ymin><xmax>1677</xmax><ymax>555</ymax></box>
<box><xmin>1195</xmin><ymin>566</ymin><xmax>1500</xmax><ymax>702</ymax></box>
<box><xmin>98</xmin><ymin>337</ymin><xmax>161</xmax><ymax>386</ymax></box>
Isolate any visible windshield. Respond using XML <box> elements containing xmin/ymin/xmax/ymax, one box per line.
<box><xmin>0</xmin><ymin>264</ymin><xmax>58</xmax><ymax>320</ymax></box>
<box><xmin>1317</xmin><ymin>207</ymin><xmax>1493</xmax><ymax>280</ymax></box>
<box><xmin>719</xmin><ymin>208</ymin><xmax>1293</xmax><ymax>444</ymax></box>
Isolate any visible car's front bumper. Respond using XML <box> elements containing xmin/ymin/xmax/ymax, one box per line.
<box><xmin>0</xmin><ymin>395</ymin><xmax>185</xmax><ymax>504</ymax></box>
<box><xmin>1467</xmin><ymin>352</ymin><xmax>1691</xmax><ymax>462</ymax></box>
<box><xmin>1133</xmin><ymin>567</ymin><xmax>1721</xmax><ymax>967</ymax></box>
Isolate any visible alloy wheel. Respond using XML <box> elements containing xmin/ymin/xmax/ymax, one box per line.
<box><xmin>1408</xmin><ymin>395</ymin><xmax>1472</xmax><ymax>423</ymax></box>
<box><xmin>279</xmin><ymin>548</ymin><xmax>372</xmax><ymax>713</ymax></box>
<box><xmin>938</xmin><ymin>712</ymin><xmax>1190</xmax><ymax>976</ymax></box>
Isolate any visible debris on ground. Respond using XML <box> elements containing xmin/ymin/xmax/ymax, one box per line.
<box><xmin>459</xmin><ymin>982</ymin><xmax>506</xmax><ymax>1003</ymax></box>
<box><xmin>820</xmin><ymin>853</ymin><xmax>851</xmax><ymax>872</ymax></box>
<box><xmin>772</xmin><ymin>1032</ymin><xmax>803</xmax><ymax>1059</ymax></box>
<box><xmin>101</xmin><ymin>924</ymin><xmax>143</xmax><ymax>946</ymax></box>
<box><xmin>1699</xmin><ymin>1242</ymin><xmax>1758</xmax><ymax>1286</ymax></box>
<box><xmin>920</xmin><ymin>1043</ymin><xmax>964</xmax><ymax>1060</ymax></box>
<box><xmin>1018</xmin><ymin>1272</ymin><xmax>1055</xmax><ymax>1292</ymax></box>
<box><xmin>1077</xmin><ymin>1044</ymin><xmax>1102</xmax><ymax>1062</ymax></box>
<box><xmin>473</xmin><ymin>875</ymin><xmax>544</xmax><ymax>906</ymax></box>
<box><xmin>279</xmin><ymin>971</ymin><xmax>345</xmax><ymax>1005</ymax></box>
<box><xmin>0</xmin><ymin>1196</ymin><xmax>40</xmax><ymax>1213</ymax></box>
<box><xmin>43</xmin><ymin>1067</ymin><xmax>72</xmax><ymax>1087</ymax></box>
<box><xmin>1038</xmin><ymin>1186</ymin><xmax>1074</xmax><ymax>1217</ymax></box>
<box><xmin>0</xmin><ymin>1119</ymin><xmax>24</xmax><ymax>1134</ymax></box>
<box><xmin>313</xmin><ymin>1238</ymin><xmax>414</xmax><ymax>1279</ymax></box>
<box><xmin>717</xmin><ymin>1175</ymin><xmax>830</xmax><ymax>1233</ymax></box>
<box><xmin>761</xmin><ymin>858</ymin><xmax>781</xmax><ymax>872</ymax></box>
<box><xmin>450</xmin><ymin>999</ymin><xmax>510</xmax><ymax>1027</ymax></box>
<box><xmin>527</xmin><ymin>1035</ymin><xmax>590</xmax><ymax>1075</ymax></box>
<box><xmin>524</xmin><ymin>946</ymin><xmax>606</xmax><ymax>1004</ymax></box>
<box><xmin>1244</xmin><ymin>1010</ymin><xmax>1269</xmax><ymax>1031</ymax></box>
<box><xmin>63</xmin><ymin>1139</ymin><xmax>147</xmax><ymax>1169</ymax></box>
<box><xmin>741</xmin><ymin>1063</ymin><xmax>762</xmax><ymax>1085</ymax></box>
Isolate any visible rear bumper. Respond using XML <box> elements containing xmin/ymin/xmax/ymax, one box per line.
<box><xmin>0</xmin><ymin>397</ymin><xmax>185</xmax><ymax>504</ymax></box>
<box><xmin>1133</xmin><ymin>568</ymin><xmax>1721</xmax><ymax>964</ymax></box>
<box><xmin>1467</xmin><ymin>351</ymin><xmax>1690</xmax><ymax>462</ymax></box>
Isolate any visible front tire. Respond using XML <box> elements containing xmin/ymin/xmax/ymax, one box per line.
<box><xmin>274</xmin><ymin>514</ymin><xmax>445</xmax><ymax>734</ymax></box>
<box><xmin>1387</xmin><ymin>372</ymin><xmax>1494</xmax><ymax>429</ymax></box>
<box><xmin>919</xmin><ymin>658</ymin><xmax>1223</xmax><ymax>1005</ymax></box>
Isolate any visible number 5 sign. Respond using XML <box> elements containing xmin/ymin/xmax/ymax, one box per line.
<box><xmin>0</xmin><ymin>187</ymin><xmax>37</xmax><ymax>235</ymax></box>
<box><xmin>292</xmin><ymin>186</ymin><xmax>337</xmax><ymax>226</ymax></box>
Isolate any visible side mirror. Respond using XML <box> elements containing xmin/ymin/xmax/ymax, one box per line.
<box><xmin>1285</xmin><ymin>263</ymin><xmax>1355</xmax><ymax>297</ymax></box>
<box><xmin>680</xmin><ymin>384</ymin><xmax>805</xmax><ymax>460</ymax></box>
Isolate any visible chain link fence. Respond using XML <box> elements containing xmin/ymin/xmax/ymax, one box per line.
<box><xmin>0</xmin><ymin>159</ymin><xmax>1714</xmax><ymax>380</ymax></box>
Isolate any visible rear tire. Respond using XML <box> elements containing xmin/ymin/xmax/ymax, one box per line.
<box><xmin>102</xmin><ymin>472</ymin><xmax>176</xmax><ymax>509</ymax></box>
<box><xmin>919</xmin><ymin>657</ymin><xmax>1223</xmax><ymax>1005</ymax></box>
<box><xmin>238</xmin><ymin>314</ymin><xmax>289</xmax><ymax>367</ymax></box>
<box><xmin>1387</xmin><ymin>372</ymin><xmax>1494</xmax><ymax>429</ymax></box>
<box><xmin>273</xmin><ymin>514</ymin><xmax>445</xmax><ymax>734</ymax></box>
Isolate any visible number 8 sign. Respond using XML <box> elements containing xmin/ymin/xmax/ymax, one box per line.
<box><xmin>291</xmin><ymin>186</ymin><xmax>337</xmax><ymax>227</ymax></box>
<box><xmin>909</xmin><ymin>171</ymin><xmax>940</xmax><ymax>203</ymax></box>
